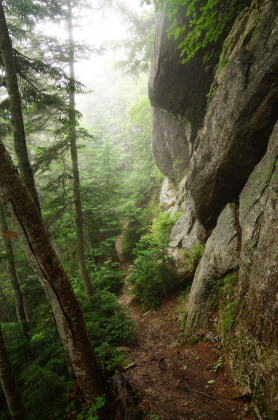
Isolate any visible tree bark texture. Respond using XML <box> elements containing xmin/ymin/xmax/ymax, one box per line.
<box><xmin>0</xmin><ymin>286</ymin><xmax>12</xmax><ymax>322</ymax></box>
<box><xmin>0</xmin><ymin>324</ymin><xmax>27</xmax><ymax>420</ymax></box>
<box><xmin>67</xmin><ymin>1</ymin><xmax>94</xmax><ymax>297</ymax></box>
<box><xmin>0</xmin><ymin>139</ymin><xmax>107</xmax><ymax>407</ymax></box>
<box><xmin>0</xmin><ymin>202</ymin><xmax>28</xmax><ymax>338</ymax></box>
<box><xmin>0</xmin><ymin>0</ymin><xmax>41</xmax><ymax>213</ymax></box>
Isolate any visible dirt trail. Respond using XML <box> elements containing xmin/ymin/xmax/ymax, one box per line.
<box><xmin>119</xmin><ymin>290</ymin><xmax>253</xmax><ymax>420</ymax></box>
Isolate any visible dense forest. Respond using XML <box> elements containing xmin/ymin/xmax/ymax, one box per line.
<box><xmin>0</xmin><ymin>0</ymin><xmax>161</xmax><ymax>418</ymax></box>
<box><xmin>0</xmin><ymin>0</ymin><xmax>277</xmax><ymax>419</ymax></box>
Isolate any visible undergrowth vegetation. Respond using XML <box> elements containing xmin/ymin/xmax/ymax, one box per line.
<box><xmin>204</xmin><ymin>272</ymin><xmax>238</xmax><ymax>310</ymax></box>
<box><xmin>127</xmin><ymin>211</ymin><xmax>181</xmax><ymax>310</ymax></box>
<box><xmin>184</xmin><ymin>242</ymin><xmax>205</xmax><ymax>270</ymax></box>
<box><xmin>0</xmin><ymin>264</ymin><xmax>137</xmax><ymax>419</ymax></box>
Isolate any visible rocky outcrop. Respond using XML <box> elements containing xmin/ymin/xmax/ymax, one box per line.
<box><xmin>152</xmin><ymin>0</ymin><xmax>278</xmax><ymax>417</ymax></box>
<box><xmin>188</xmin><ymin>0</ymin><xmax>278</xmax><ymax>228</ymax></box>
<box><xmin>185</xmin><ymin>203</ymin><xmax>240</xmax><ymax>331</ymax></box>
<box><xmin>159</xmin><ymin>177</ymin><xmax>177</xmax><ymax>212</ymax></box>
<box><xmin>149</xmin><ymin>4</ymin><xmax>222</xmax><ymax>182</ymax></box>
<box><xmin>235</xmin><ymin>120</ymin><xmax>278</xmax><ymax>419</ymax></box>
<box><xmin>185</xmin><ymin>120</ymin><xmax>278</xmax><ymax>419</ymax></box>
<box><xmin>151</xmin><ymin>108</ymin><xmax>191</xmax><ymax>182</ymax></box>
<box><xmin>168</xmin><ymin>193</ymin><xmax>207</xmax><ymax>277</ymax></box>
<box><xmin>159</xmin><ymin>177</ymin><xmax>207</xmax><ymax>277</ymax></box>
<box><xmin>149</xmin><ymin>7</ymin><xmax>215</xmax><ymax>131</ymax></box>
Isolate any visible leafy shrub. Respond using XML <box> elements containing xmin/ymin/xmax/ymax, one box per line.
<box><xmin>142</xmin><ymin>0</ymin><xmax>251</xmax><ymax>63</ymax></box>
<box><xmin>76</xmin><ymin>394</ymin><xmax>106</xmax><ymax>420</ymax></box>
<box><xmin>213</xmin><ymin>356</ymin><xmax>223</xmax><ymax>372</ymax></box>
<box><xmin>0</xmin><ymin>267</ymin><xmax>137</xmax><ymax>419</ymax></box>
<box><xmin>127</xmin><ymin>211</ymin><xmax>179</xmax><ymax>310</ymax></box>
<box><xmin>0</xmin><ymin>321</ymin><xmax>70</xmax><ymax>420</ymax></box>
<box><xmin>21</xmin><ymin>364</ymin><xmax>70</xmax><ymax>420</ymax></box>
<box><xmin>90</xmin><ymin>260</ymin><xmax>124</xmax><ymax>295</ymax></box>
<box><xmin>122</xmin><ymin>210</ymin><xmax>146</xmax><ymax>260</ymax></box>
<box><xmin>81</xmin><ymin>289</ymin><xmax>137</xmax><ymax>370</ymax></box>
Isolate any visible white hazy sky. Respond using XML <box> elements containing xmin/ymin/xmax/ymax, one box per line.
<box><xmin>45</xmin><ymin>0</ymin><xmax>153</xmax><ymax>86</ymax></box>
<box><xmin>71</xmin><ymin>0</ymin><xmax>153</xmax><ymax>108</ymax></box>
<box><xmin>41</xmin><ymin>0</ymin><xmax>153</xmax><ymax>119</ymax></box>
<box><xmin>78</xmin><ymin>0</ymin><xmax>148</xmax><ymax>43</ymax></box>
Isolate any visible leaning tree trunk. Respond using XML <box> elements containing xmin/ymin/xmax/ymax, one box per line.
<box><xmin>0</xmin><ymin>324</ymin><xmax>27</xmax><ymax>420</ymax></box>
<box><xmin>67</xmin><ymin>1</ymin><xmax>94</xmax><ymax>297</ymax></box>
<box><xmin>0</xmin><ymin>202</ymin><xmax>28</xmax><ymax>338</ymax></box>
<box><xmin>0</xmin><ymin>138</ymin><xmax>108</xmax><ymax>409</ymax></box>
<box><xmin>0</xmin><ymin>0</ymin><xmax>41</xmax><ymax>213</ymax></box>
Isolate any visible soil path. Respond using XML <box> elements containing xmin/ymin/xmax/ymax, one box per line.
<box><xmin>118</xmin><ymin>289</ymin><xmax>253</xmax><ymax>420</ymax></box>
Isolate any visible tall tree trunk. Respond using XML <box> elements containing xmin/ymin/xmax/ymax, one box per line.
<box><xmin>0</xmin><ymin>324</ymin><xmax>27</xmax><ymax>420</ymax></box>
<box><xmin>0</xmin><ymin>139</ymin><xmax>108</xmax><ymax>409</ymax></box>
<box><xmin>0</xmin><ymin>285</ymin><xmax>13</xmax><ymax>322</ymax></box>
<box><xmin>67</xmin><ymin>1</ymin><xmax>94</xmax><ymax>297</ymax></box>
<box><xmin>0</xmin><ymin>0</ymin><xmax>41</xmax><ymax>213</ymax></box>
<box><xmin>0</xmin><ymin>202</ymin><xmax>29</xmax><ymax>338</ymax></box>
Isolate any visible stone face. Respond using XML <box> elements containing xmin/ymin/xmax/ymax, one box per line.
<box><xmin>185</xmin><ymin>120</ymin><xmax>278</xmax><ymax>419</ymax></box>
<box><xmin>188</xmin><ymin>0</ymin><xmax>278</xmax><ymax>229</ymax></box>
<box><xmin>159</xmin><ymin>176</ymin><xmax>187</xmax><ymax>216</ymax></box>
<box><xmin>159</xmin><ymin>177</ymin><xmax>176</xmax><ymax>211</ymax></box>
<box><xmin>149</xmin><ymin>0</ymin><xmax>278</xmax><ymax>416</ymax></box>
<box><xmin>234</xmin><ymin>120</ymin><xmax>278</xmax><ymax>418</ymax></box>
<box><xmin>168</xmin><ymin>193</ymin><xmax>207</xmax><ymax>277</ymax></box>
<box><xmin>149</xmin><ymin>6</ymin><xmax>217</xmax><ymax>139</ymax></box>
<box><xmin>185</xmin><ymin>203</ymin><xmax>240</xmax><ymax>331</ymax></box>
<box><xmin>151</xmin><ymin>107</ymin><xmax>191</xmax><ymax>182</ymax></box>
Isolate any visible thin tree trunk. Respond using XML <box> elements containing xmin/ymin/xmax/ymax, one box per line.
<box><xmin>0</xmin><ymin>324</ymin><xmax>27</xmax><ymax>420</ymax></box>
<box><xmin>0</xmin><ymin>138</ymin><xmax>108</xmax><ymax>409</ymax></box>
<box><xmin>0</xmin><ymin>285</ymin><xmax>13</xmax><ymax>322</ymax></box>
<box><xmin>22</xmin><ymin>292</ymin><xmax>31</xmax><ymax>322</ymax></box>
<box><xmin>0</xmin><ymin>202</ymin><xmax>28</xmax><ymax>338</ymax></box>
<box><xmin>0</xmin><ymin>0</ymin><xmax>41</xmax><ymax>213</ymax></box>
<box><xmin>67</xmin><ymin>1</ymin><xmax>94</xmax><ymax>297</ymax></box>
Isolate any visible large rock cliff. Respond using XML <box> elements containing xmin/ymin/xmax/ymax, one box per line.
<box><xmin>149</xmin><ymin>0</ymin><xmax>278</xmax><ymax>418</ymax></box>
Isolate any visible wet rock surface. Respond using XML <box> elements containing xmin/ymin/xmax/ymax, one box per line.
<box><xmin>168</xmin><ymin>193</ymin><xmax>207</xmax><ymax>278</ymax></box>
<box><xmin>188</xmin><ymin>0</ymin><xmax>278</xmax><ymax>228</ymax></box>
<box><xmin>185</xmin><ymin>121</ymin><xmax>278</xmax><ymax>418</ymax></box>
<box><xmin>185</xmin><ymin>203</ymin><xmax>240</xmax><ymax>333</ymax></box>
<box><xmin>149</xmin><ymin>7</ymin><xmax>214</xmax><ymax>133</ymax></box>
<box><xmin>150</xmin><ymin>0</ymin><xmax>278</xmax><ymax>416</ymax></box>
<box><xmin>151</xmin><ymin>108</ymin><xmax>191</xmax><ymax>182</ymax></box>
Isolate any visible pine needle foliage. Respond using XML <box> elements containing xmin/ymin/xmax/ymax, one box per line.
<box><xmin>127</xmin><ymin>211</ymin><xmax>180</xmax><ymax>310</ymax></box>
<box><xmin>0</xmin><ymin>265</ymin><xmax>137</xmax><ymax>419</ymax></box>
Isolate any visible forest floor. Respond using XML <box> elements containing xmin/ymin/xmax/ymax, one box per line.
<box><xmin>118</xmin><ymin>287</ymin><xmax>253</xmax><ymax>420</ymax></box>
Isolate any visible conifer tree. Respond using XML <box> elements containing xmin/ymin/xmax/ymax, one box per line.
<box><xmin>67</xmin><ymin>0</ymin><xmax>94</xmax><ymax>297</ymax></box>
<box><xmin>0</xmin><ymin>0</ymin><xmax>41</xmax><ymax>212</ymax></box>
<box><xmin>0</xmin><ymin>137</ymin><xmax>108</xmax><ymax>409</ymax></box>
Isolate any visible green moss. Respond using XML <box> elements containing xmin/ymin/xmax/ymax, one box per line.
<box><xmin>252</xmin><ymin>386</ymin><xmax>276</xmax><ymax>420</ymax></box>
<box><xmin>203</xmin><ymin>272</ymin><xmax>238</xmax><ymax>311</ymax></box>
<box><xmin>222</xmin><ymin>301</ymin><xmax>237</xmax><ymax>331</ymax></box>
<box><xmin>189</xmin><ymin>334</ymin><xmax>199</xmax><ymax>346</ymax></box>
<box><xmin>175</xmin><ymin>286</ymin><xmax>191</xmax><ymax>330</ymax></box>
<box><xmin>184</xmin><ymin>242</ymin><xmax>205</xmax><ymax>271</ymax></box>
